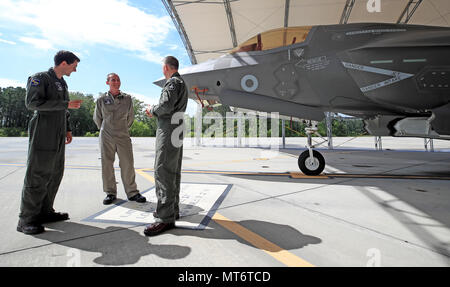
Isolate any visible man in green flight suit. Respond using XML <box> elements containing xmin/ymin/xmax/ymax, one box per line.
<box><xmin>144</xmin><ymin>56</ymin><xmax>188</xmax><ymax>236</ymax></box>
<box><xmin>93</xmin><ymin>73</ymin><xmax>146</xmax><ymax>205</ymax></box>
<box><xmin>17</xmin><ymin>50</ymin><xmax>82</xmax><ymax>235</ymax></box>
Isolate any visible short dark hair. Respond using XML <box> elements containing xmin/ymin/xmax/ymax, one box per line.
<box><xmin>163</xmin><ymin>56</ymin><xmax>179</xmax><ymax>70</ymax></box>
<box><xmin>106</xmin><ymin>73</ymin><xmax>119</xmax><ymax>81</ymax></box>
<box><xmin>54</xmin><ymin>50</ymin><xmax>80</xmax><ymax>66</ymax></box>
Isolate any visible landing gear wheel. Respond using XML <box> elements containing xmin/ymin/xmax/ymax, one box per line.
<box><xmin>298</xmin><ymin>150</ymin><xmax>325</xmax><ymax>176</ymax></box>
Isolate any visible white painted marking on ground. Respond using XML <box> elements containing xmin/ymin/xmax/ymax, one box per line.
<box><xmin>92</xmin><ymin>183</ymin><xmax>230</xmax><ymax>229</ymax></box>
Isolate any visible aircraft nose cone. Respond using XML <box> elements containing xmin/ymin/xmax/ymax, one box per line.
<box><xmin>153</xmin><ymin>77</ymin><xmax>165</xmax><ymax>88</ymax></box>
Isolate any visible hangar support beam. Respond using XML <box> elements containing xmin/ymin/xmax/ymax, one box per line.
<box><xmin>340</xmin><ymin>0</ymin><xmax>356</xmax><ymax>24</ymax></box>
<box><xmin>162</xmin><ymin>0</ymin><xmax>197</xmax><ymax>64</ymax></box>
<box><xmin>284</xmin><ymin>0</ymin><xmax>290</xmax><ymax>28</ymax></box>
<box><xmin>223</xmin><ymin>0</ymin><xmax>238</xmax><ymax>48</ymax></box>
<box><xmin>397</xmin><ymin>0</ymin><xmax>423</xmax><ymax>24</ymax></box>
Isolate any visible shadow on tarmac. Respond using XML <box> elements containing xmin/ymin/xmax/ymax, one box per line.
<box><xmin>33</xmin><ymin>217</ymin><xmax>321</xmax><ymax>266</ymax></box>
<box><xmin>35</xmin><ymin>221</ymin><xmax>191</xmax><ymax>266</ymax></box>
<box><xmin>174</xmin><ymin>215</ymin><xmax>322</xmax><ymax>252</ymax></box>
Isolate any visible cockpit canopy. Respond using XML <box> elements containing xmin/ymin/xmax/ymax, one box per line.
<box><xmin>231</xmin><ymin>26</ymin><xmax>312</xmax><ymax>53</ymax></box>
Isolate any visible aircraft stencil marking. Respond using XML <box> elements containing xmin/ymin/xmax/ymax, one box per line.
<box><xmin>345</xmin><ymin>28</ymin><xmax>406</xmax><ymax>36</ymax></box>
<box><xmin>294</xmin><ymin>48</ymin><xmax>304</xmax><ymax>58</ymax></box>
<box><xmin>342</xmin><ymin>61</ymin><xmax>414</xmax><ymax>92</ymax></box>
<box><xmin>296</xmin><ymin>56</ymin><xmax>330</xmax><ymax>71</ymax></box>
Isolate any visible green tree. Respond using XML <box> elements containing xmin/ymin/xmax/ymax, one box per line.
<box><xmin>129</xmin><ymin>120</ymin><xmax>152</xmax><ymax>137</ymax></box>
<box><xmin>132</xmin><ymin>97</ymin><xmax>148</xmax><ymax>122</ymax></box>
<box><xmin>68</xmin><ymin>92</ymin><xmax>98</xmax><ymax>136</ymax></box>
<box><xmin>0</xmin><ymin>87</ymin><xmax>32</xmax><ymax>130</ymax></box>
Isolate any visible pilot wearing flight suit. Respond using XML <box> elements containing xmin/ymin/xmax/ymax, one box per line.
<box><xmin>93</xmin><ymin>73</ymin><xmax>146</xmax><ymax>205</ymax></box>
<box><xmin>17</xmin><ymin>50</ymin><xmax>82</xmax><ymax>235</ymax></box>
<box><xmin>144</xmin><ymin>56</ymin><xmax>188</xmax><ymax>236</ymax></box>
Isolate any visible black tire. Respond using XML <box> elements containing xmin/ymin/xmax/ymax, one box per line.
<box><xmin>298</xmin><ymin>150</ymin><xmax>325</xmax><ymax>176</ymax></box>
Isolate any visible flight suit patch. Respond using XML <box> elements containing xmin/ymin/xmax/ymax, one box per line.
<box><xmin>104</xmin><ymin>98</ymin><xmax>113</xmax><ymax>105</ymax></box>
<box><xmin>55</xmin><ymin>82</ymin><xmax>63</xmax><ymax>91</ymax></box>
<box><xmin>30</xmin><ymin>78</ymin><xmax>40</xmax><ymax>86</ymax></box>
<box><xmin>167</xmin><ymin>83</ymin><xmax>176</xmax><ymax>91</ymax></box>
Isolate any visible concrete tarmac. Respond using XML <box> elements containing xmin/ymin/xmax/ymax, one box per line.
<box><xmin>0</xmin><ymin>136</ymin><xmax>449</xmax><ymax>267</ymax></box>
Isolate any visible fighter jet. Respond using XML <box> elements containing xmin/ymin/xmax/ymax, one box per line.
<box><xmin>154</xmin><ymin>22</ymin><xmax>450</xmax><ymax>176</ymax></box>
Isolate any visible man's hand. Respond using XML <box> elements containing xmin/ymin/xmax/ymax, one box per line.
<box><xmin>145</xmin><ymin>105</ymin><xmax>153</xmax><ymax>118</ymax></box>
<box><xmin>65</xmin><ymin>131</ymin><xmax>73</xmax><ymax>145</ymax></box>
<box><xmin>68</xmin><ymin>100</ymin><xmax>82</xmax><ymax>109</ymax></box>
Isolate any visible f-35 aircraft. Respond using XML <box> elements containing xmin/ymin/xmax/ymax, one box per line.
<box><xmin>154</xmin><ymin>23</ymin><xmax>450</xmax><ymax>175</ymax></box>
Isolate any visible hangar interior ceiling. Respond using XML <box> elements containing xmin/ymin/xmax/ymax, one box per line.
<box><xmin>161</xmin><ymin>0</ymin><xmax>450</xmax><ymax>64</ymax></box>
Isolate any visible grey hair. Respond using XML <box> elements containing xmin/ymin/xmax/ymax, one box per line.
<box><xmin>163</xmin><ymin>56</ymin><xmax>179</xmax><ymax>70</ymax></box>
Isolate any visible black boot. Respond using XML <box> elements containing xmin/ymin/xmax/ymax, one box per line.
<box><xmin>103</xmin><ymin>194</ymin><xmax>117</xmax><ymax>205</ymax></box>
<box><xmin>40</xmin><ymin>212</ymin><xmax>69</xmax><ymax>224</ymax></box>
<box><xmin>128</xmin><ymin>193</ymin><xmax>146</xmax><ymax>203</ymax></box>
<box><xmin>17</xmin><ymin>221</ymin><xmax>45</xmax><ymax>235</ymax></box>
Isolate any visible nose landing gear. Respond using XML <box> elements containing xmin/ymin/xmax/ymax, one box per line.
<box><xmin>298</xmin><ymin>150</ymin><xmax>325</xmax><ymax>176</ymax></box>
<box><xmin>297</xmin><ymin>121</ymin><xmax>326</xmax><ymax>176</ymax></box>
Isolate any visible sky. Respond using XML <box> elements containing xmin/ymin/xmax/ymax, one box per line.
<box><xmin>0</xmin><ymin>0</ymin><xmax>197</xmax><ymax>115</ymax></box>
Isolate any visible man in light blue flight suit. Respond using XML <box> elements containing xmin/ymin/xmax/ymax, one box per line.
<box><xmin>144</xmin><ymin>56</ymin><xmax>188</xmax><ymax>236</ymax></box>
<box><xmin>17</xmin><ymin>50</ymin><xmax>82</xmax><ymax>235</ymax></box>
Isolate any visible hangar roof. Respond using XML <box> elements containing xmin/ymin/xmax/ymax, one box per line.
<box><xmin>162</xmin><ymin>0</ymin><xmax>450</xmax><ymax>64</ymax></box>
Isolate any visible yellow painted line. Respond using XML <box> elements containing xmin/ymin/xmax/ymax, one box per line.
<box><xmin>135</xmin><ymin>168</ymin><xmax>315</xmax><ymax>267</ymax></box>
<box><xmin>135</xmin><ymin>168</ymin><xmax>156</xmax><ymax>183</ymax></box>
<box><xmin>290</xmin><ymin>172</ymin><xmax>328</xmax><ymax>179</ymax></box>
<box><xmin>212</xmin><ymin>213</ymin><xmax>315</xmax><ymax>267</ymax></box>
<box><xmin>136</xmin><ymin>168</ymin><xmax>450</xmax><ymax>180</ymax></box>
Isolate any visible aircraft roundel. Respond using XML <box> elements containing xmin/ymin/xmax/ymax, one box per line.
<box><xmin>241</xmin><ymin>75</ymin><xmax>258</xmax><ymax>92</ymax></box>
